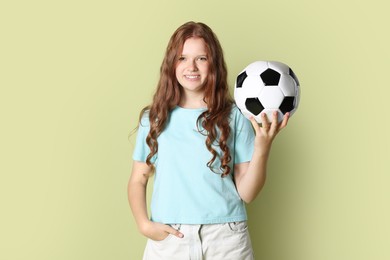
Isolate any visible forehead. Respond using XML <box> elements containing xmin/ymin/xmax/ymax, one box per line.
<box><xmin>180</xmin><ymin>37</ymin><xmax>208</xmax><ymax>55</ymax></box>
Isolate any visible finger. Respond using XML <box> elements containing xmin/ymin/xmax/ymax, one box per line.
<box><xmin>166</xmin><ymin>225</ymin><xmax>184</xmax><ymax>238</ymax></box>
<box><xmin>249</xmin><ymin>116</ymin><xmax>261</xmax><ymax>134</ymax></box>
<box><xmin>260</xmin><ymin>113</ymin><xmax>270</xmax><ymax>130</ymax></box>
<box><xmin>279</xmin><ymin>112</ymin><xmax>290</xmax><ymax>130</ymax></box>
<box><xmin>269</xmin><ymin>111</ymin><xmax>279</xmax><ymax>134</ymax></box>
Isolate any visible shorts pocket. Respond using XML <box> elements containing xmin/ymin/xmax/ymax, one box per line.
<box><xmin>150</xmin><ymin>224</ymin><xmax>181</xmax><ymax>245</ymax></box>
<box><xmin>227</xmin><ymin>221</ymin><xmax>248</xmax><ymax>233</ymax></box>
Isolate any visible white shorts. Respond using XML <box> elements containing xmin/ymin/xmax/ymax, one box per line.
<box><xmin>142</xmin><ymin>221</ymin><xmax>254</xmax><ymax>260</ymax></box>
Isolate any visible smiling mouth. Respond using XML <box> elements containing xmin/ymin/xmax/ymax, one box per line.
<box><xmin>185</xmin><ymin>75</ymin><xmax>200</xmax><ymax>79</ymax></box>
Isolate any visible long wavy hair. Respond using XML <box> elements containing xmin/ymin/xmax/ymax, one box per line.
<box><xmin>139</xmin><ymin>21</ymin><xmax>233</xmax><ymax>177</ymax></box>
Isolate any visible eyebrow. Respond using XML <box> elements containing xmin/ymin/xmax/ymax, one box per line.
<box><xmin>179</xmin><ymin>54</ymin><xmax>208</xmax><ymax>57</ymax></box>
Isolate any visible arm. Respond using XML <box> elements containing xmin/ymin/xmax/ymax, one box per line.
<box><xmin>127</xmin><ymin>161</ymin><xmax>183</xmax><ymax>240</ymax></box>
<box><xmin>234</xmin><ymin>111</ymin><xmax>289</xmax><ymax>203</ymax></box>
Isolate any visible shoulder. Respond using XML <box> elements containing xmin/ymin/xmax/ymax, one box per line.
<box><xmin>229</xmin><ymin>104</ymin><xmax>247</xmax><ymax>122</ymax></box>
<box><xmin>230</xmin><ymin>103</ymin><xmax>241</xmax><ymax>116</ymax></box>
<box><xmin>138</xmin><ymin>110</ymin><xmax>151</xmax><ymax>128</ymax></box>
<box><xmin>228</xmin><ymin>104</ymin><xmax>254</xmax><ymax>136</ymax></box>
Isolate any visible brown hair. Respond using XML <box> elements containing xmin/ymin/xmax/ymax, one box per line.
<box><xmin>139</xmin><ymin>21</ymin><xmax>233</xmax><ymax>177</ymax></box>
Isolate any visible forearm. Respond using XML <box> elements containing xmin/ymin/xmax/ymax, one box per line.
<box><xmin>236</xmin><ymin>112</ymin><xmax>289</xmax><ymax>203</ymax></box>
<box><xmin>236</xmin><ymin>147</ymin><xmax>270</xmax><ymax>203</ymax></box>
<box><xmin>127</xmin><ymin>178</ymin><xmax>150</xmax><ymax>232</ymax></box>
<box><xmin>128</xmin><ymin>169</ymin><xmax>184</xmax><ymax>240</ymax></box>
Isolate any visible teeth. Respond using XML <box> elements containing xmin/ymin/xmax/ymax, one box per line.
<box><xmin>186</xmin><ymin>75</ymin><xmax>199</xmax><ymax>79</ymax></box>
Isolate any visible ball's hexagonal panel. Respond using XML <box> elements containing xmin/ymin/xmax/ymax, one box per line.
<box><xmin>245</xmin><ymin>97</ymin><xmax>264</xmax><ymax>116</ymax></box>
<box><xmin>234</xmin><ymin>95</ymin><xmax>246</xmax><ymax>112</ymax></box>
<box><xmin>268</xmin><ymin>61</ymin><xmax>289</xmax><ymax>74</ymax></box>
<box><xmin>245</xmin><ymin>61</ymin><xmax>269</xmax><ymax>76</ymax></box>
<box><xmin>294</xmin><ymin>88</ymin><xmax>301</xmax><ymax>108</ymax></box>
<box><xmin>260</xmin><ymin>108</ymin><xmax>284</xmax><ymax>124</ymax></box>
<box><xmin>278</xmin><ymin>74</ymin><xmax>297</xmax><ymax>96</ymax></box>
<box><xmin>258</xmin><ymin>86</ymin><xmax>284</xmax><ymax>108</ymax></box>
<box><xmin>240</xmin><ymin>76</ymin><xmax>265</xmax><ymax>97</ymax></box>
<box><xmin>260</xmin><ymin>69</ymin><xmax>281</xmax><ymax>86</ymax></box>
<box><xmin>240</xmin><ymin>109</ymin><xmax>255</xmax><ymax>121</ymax></box>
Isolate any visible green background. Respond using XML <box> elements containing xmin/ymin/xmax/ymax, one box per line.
<box><xmin>1</xmin><ymin>0</ymin><xmax>389</xmax><ymax>259</ymax></box>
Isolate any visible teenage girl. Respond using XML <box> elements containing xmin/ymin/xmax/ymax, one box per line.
<box><xmin>128</xmin><ymin>21</ymin><xmax>289</xmax><ymax>260</ymax></box>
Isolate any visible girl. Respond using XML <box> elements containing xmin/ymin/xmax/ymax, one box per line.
<box><xmin>128</xmin><ymin>21</ymin><xmax>289</xmax><ymax>260</ymax></box>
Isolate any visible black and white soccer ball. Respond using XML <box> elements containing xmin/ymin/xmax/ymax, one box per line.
<box><xmin>234</xmin><ymin>61</ymin><xmax>300</xmax><ymax>123</ymax></box>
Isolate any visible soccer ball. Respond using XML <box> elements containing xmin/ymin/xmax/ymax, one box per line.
<box><xmin>234</xmin><ymin>61</ymin><xmax>300</xmax><ymax>124</ymax></box>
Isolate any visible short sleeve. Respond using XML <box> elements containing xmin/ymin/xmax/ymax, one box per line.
<box><xmin>232</xmin><ymin>107</ymin><xmax>255</xmax><ymax>164</ymax></box>
<box><xmin>132</xmin><ymin>115</ymin><xmax>151</xmax><ymax>162</ymax></box>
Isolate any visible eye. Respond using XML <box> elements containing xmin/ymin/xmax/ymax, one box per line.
<box><xmin>178</xmin><ymin>56</ymin><xmax>186</xmax><ymax>61</ymax></box>
<box><xmin>198</xmin><ymin>56</ymin><xmax>208</xmax><ymax>61</ymax></box>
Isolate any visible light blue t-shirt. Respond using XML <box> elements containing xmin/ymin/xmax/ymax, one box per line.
<box><xmin>133</xmin><ymin>105</ymin><xmax>255</xmax><ymax>224</ymax></box>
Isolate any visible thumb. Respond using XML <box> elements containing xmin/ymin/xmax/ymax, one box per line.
<box><xmin>166</xmin><ymin>225</ymin><xmax>184</xmax><ymax>238</ymax></box>
<box><xmin>249</xmin><ymin>116</ymin><xmax>261</xmax><ymax>134</ymax></box>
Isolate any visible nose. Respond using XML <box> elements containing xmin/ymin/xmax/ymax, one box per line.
<box><xmin>188</xmin><ymin>59</ymin><xmax>198</xmax><ymax>71</ymax></box>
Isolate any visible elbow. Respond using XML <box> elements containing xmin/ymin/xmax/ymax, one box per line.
<box><xmin>240</xmin><ymin>194</ymin><xmax>257</xmax><ymax>204</ymax></box>
<box><xmin>238</xmin><ymin>185</ymin><xmax>263</xmax><ymax>204</ymax></box>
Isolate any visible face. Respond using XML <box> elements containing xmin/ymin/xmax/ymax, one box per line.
<box><xmin>175</xmin><ymin>37</ymin><xmax>209</xmax><ymax>97</ymax></box>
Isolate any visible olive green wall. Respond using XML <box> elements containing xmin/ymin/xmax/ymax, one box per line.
<box><xmin>1</xmin><ymin>0</ymin><xmax>389</xmax><ymax>259</ymax></box>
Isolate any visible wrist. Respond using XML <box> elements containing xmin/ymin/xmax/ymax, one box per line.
<box><xmin>253</xmin><ymin>145</ymin><xmax>271</xmax><ymax>158</ymax></box>
<box><xmin>137</xmin><ymin>219</ymin><xmax>152</xmax><ymax>234</ymax></box>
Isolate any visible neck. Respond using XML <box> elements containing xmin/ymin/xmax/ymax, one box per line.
<box><xmin>179</xmin><ymin>95</ymin><xmax>207</xmax><ymax>109</ymax></box>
